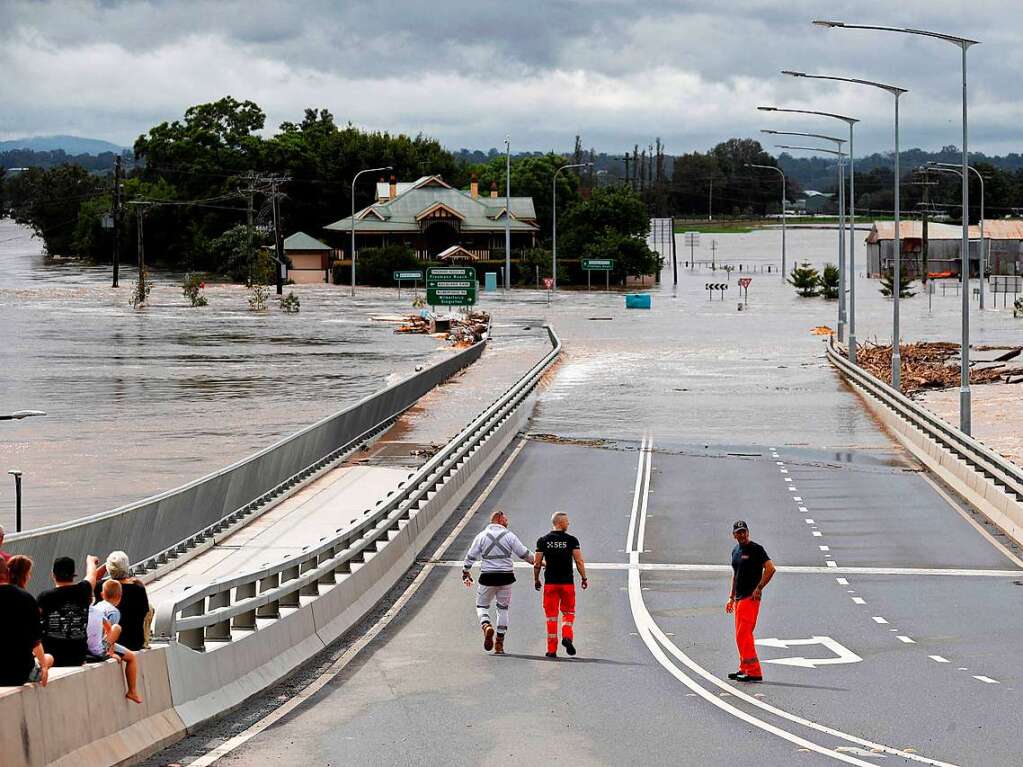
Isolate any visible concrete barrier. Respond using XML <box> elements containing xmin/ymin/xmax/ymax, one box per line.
<box><xmin>0</xmin><ymin>649</ymin><xmax>184</xmax><ymax>767</ymax></box>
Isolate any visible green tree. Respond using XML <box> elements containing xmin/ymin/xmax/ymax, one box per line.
<box><xmin>351</xmin><ymin>244</ymin><xmax>419</xmax><ymax>286</ymax></box>
<box><xmin>558</xmin><ymin>185</ymin><xmax>650</xmax><ymax>258</ymax></box>
<box><xmin>880</xmin><ymin>269</ymin><xmax>916</xmax><ymax>298</ymax></box>
<box><xmin>583</xmin><ymin>230</ymin><xmax>663</xmax><ymax>283</ymax></box>
<box><xmin>819</xmin><ymin>263</ymin><xmax>840</xmax><ymax>299</ymax></box>
<box><xmin>6</xmin><ymin>164</ymin><xmax>104</xmax><ymax>255</ymax></box>
<box><xmin>207</xmin><ymin>224</ymin><xmax>263</xmax><ymax>283</ymax></box>
<box><xmin>788</xmin><ymin>262</ymin><xmax>821</xmax><ymax>297</ymax></box>
<box><xmin>471</xmin><ymin>153</ymin><xmax>581</xmax><ymax>240</ymax></box>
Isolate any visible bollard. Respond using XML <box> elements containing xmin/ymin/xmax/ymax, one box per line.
<box><xmin>233</xmin><ymin>581</ymin><xmax>257</xmax><ymax>630</ymax></box>
<box><xmin>205</xmin><ymin>589</ymin><xmax>232</xmax><ymax>642</ymax></box>
<box><xmin>257</xmin><ymin>573</ymin><xmax>281</xmax><ymax>619</ymax></box>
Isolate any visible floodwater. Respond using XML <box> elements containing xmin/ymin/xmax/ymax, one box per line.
<box><xmin>3</xmin><ymin>217</ymin><xmax>1019</xmax><ymax>529</ymax></box>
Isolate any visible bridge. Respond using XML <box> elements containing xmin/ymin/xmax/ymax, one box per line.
<box><xmin>3</xmin><ymin>311</ymin><xmax>1022</xmax><ymax>767</ymax></box>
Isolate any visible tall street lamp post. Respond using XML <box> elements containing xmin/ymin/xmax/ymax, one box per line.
<box><xmin>760</xmin><ymin>106</ymin><xmax>860</xmax><ymax>364</ymax></box>
<box><xmin>783</xmin><ymin>70</ymin><xmax>907</xmax><ymax>389</ymax></box>
<box><xmin>505</xmin><ymin>137</ymin><xmax>512</xmax><ymax>291</ymax></box>
<box><xmin>8</xmin><ymin>470</ymin><xmax>22</xmax><ymax>533</ymax></box>
<box><xmin>932</xmin><ymin>162</ymin><xmax>986</xmax><ymax>310</ymax></box>
<box><xmin>811</xmin><ymin>20</ymin><xmax>978</xmax><ymax>431</ymax></box>
<box><xmin>762</xmin><ymin>129</ymin><xmax>847</xmax><ymax>342</ymax></box>
<box><xmin>351</xmin><ymin>166</ymin><xmax>392</xmax><ymax>297</ymax></box>
<box><xmin>744</xmin><ymin>163</ymin><xmax>787</xmax><ymax>281</ymax></box>
<box><xmin>552</xmin><ymin>162</ymin><xmax>591</xmax><ymax>292</ymax></box>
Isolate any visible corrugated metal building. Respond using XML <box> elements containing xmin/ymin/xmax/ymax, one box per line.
<box><xmin>865</xmin><ymin>221</ymin><xmax>981</xmax><ymax>278</ymax></box>
<box><xmin>979</xmin><ymin>220</ymin><xmax>1023</xmax><ymax>275</ymax></box>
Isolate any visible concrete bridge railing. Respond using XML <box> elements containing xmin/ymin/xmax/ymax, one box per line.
<box><xmin>827</xmin><ymin>337</ymin><xmax>1023</xmax><ymax>545</ymax></box>
<box><xmin>6</xmin><ymin>339</ymin><xmax>486</xmax><ymax>590</ymax></box>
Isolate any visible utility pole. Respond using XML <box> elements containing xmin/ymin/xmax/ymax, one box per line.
<box><xmin>270</xmin><ymin>177</ymin><xmax>288</xmax><ymax>296</ymax></box>
<box><xmin>708</xmin><ymin>178</ymin><xmax>714</xmax><ymax>221</ymax></box>
<box><xmin>112</xmin><ymin>155</ymin><xmax>123</xmax><ymax>288</ymax></box>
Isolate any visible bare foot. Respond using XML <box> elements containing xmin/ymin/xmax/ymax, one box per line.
<box><xmin>38</xmin><ymin>667</ymin><xmax>49</xmax><ymax>688</ymax></box>
<box><xmin>125</xmin><ymin>692</ymin><xmax>143</xmax><ymax>704</ymax></box>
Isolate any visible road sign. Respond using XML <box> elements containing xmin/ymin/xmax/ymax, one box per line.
<box><xmin>543</xmin><ymin>277</ymin><xmax>554</xmax><ymax>290</ymax></box>
<box><xmin>427</xmin><ymin>266</ymin><xmax>477</xmax><ymax>306</ymax></box>
<box><xmin>684</xmin><ymin>231</ymin><xmax>700</xmax><ymax>247</ymax></box>
<box><xmin>738</xmin><ymin>277</ymin><xmax>752</xmax><ymax>289</ymax></box>
<box><xmin>581</xmin><ymin>259</ymin><xmax>614</xmax><ymax>271</ymax></box>
<box><xmin>756</xmin><ymin>636</ymin><xmax>862</xmax><ymax>669</ymax></box>
<box><xmin>393</xmin><ymin>270</ymin><xmax>424</xmax><ymax>281</ymax></box>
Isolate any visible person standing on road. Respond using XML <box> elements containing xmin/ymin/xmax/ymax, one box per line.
<box><xmin>725</xmin><ymin>520</ymin><xmax>775</xmax><ymax>682</ymax></box>
<box><xmin>462</xmin><ymin>510</ymin><xmax>534</xmax><ymax>655</ymax></box>
<box><xmin>534</xmin><ymin>511</ymin><xmax>588</xmax><ymax>658</ymax></box>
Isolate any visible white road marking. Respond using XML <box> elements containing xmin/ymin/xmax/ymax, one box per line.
<box><xmin>836</xmin><ymin>578</ymin><xmax>849</xmax><ymax>585</ymax></box>
<box><xmin>789</xmin><ymin>487</ymin><xmax>799</xmax><ymax>491</ymax></box>
<box><xmin>184</xmin><ymin>437</ymin><xmax>533</xmax><ymax>767</ymax></box>
<box><xmin>757</xmin><ymin>636</ymin><xmax>863</xmax><ymax>668</ymax></box>
<box><xmin>625</xmin><ymin>438</ymin><xmax>958</xmax><ymax>767</ymax></box>
<box><xmin>826</xmin><ymin>561</ymin><xmax>838</xmax><ymax>568</ymax></box>
<box><xmin>929</xmin><ymin>655</ymin><xmax>950</xmax><ymax>664</ymax></box>
<box><xmin>813</xmin><ymin>531</ymin><xmax>823</xmax><ymax>537</ymax></box>
<box><xmin>799</xmin><ymin>506</ymin><xmax>809</xmax><ymax>512</ymax></box>
<box><xmin>973</xmin><ymin>675</ymin><xmax>1000</xmax><ymax>684</ymax></box>
<box><xmin>780</xmin><ymin>469</ymin><xmax>789</xmax><ymax>474</ymax></box>
<box><xmin>896</xmin><ymin>636</ymin><xmax>916</xmax><ymax>644</ymax></box>
<box><xmin>852</xmin><ymin>597</ymin><xmax>866</xmax><ymax>605</ymax></box>
<box><xmin>872</xmin><ymin>617</ymin><xmax>889</xmax><ymax>624</ymax></box>
<box><xmin>776</xmin><ymin>461</ymin><xmax>784</xmax><ymax>465</ymax></box>
<box><xmin>793</xmin><ymin>496</ymin><xmax>803</xmax><ymax>501</ymax></box>
<box><xmin>819</xmin><ymin>545</ymin><xmax>830</xmax><ymax>551</ymax></box>
<box><xmin>785</xmin><ymin>477</ymin><xmax>793</xmax><ymax>482</ymax></box>
<box><xmin>806</xmin><ymin>518</ymin><xmax>815</xmax><ymax>523</ymax></box>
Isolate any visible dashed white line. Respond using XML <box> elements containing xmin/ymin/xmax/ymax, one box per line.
<box><xmin>973</xmin><ymin>675</ymin><xmax>999</xmax><ymax>684</ymax></box>
<box><xmin>826</xmin><ymin>561</ymin><xmax>838</xmax><ymax>568</ymax></box>
<box><xmin>793</xmin><ymin>496</ymin><xmax>802</xmax><ymax>501</ymax></box>
<box><xmin>798</xmin><ymin>506</ymin><xmax>809</xmax><ymax>512</ymax></box>
<box><xmin>929</xmin><ymin>655</ymin><xmax>950</xmax><ymax>664</ymax></box>
<box><xmin>780</xmin><ymin>469</ymin><xmax>789</xmax><ymax>474</ymax></box>
<box><xmin>872</xmin><ymin>617</ymin><xmax>889</xmax><ymax>624</ymax></box>
<box><xmin>896</xmin><ymin>636</ymin><xmax>916</xmax><ymax>644</ymax></box>
<box><xmin>812</xmin><ymin>531</ymin><xmax>823</xmax><ymax>537</ymax></box>
<box><xmin>851</xmin><ymin>597</ymin><xmax>866</xmax><ymax>605</ymax></box>
<box><xmin>819</xmin><ymin>545</ymin><xmax>830</xmax><ymax>552</ymax></box>
<box><xmin>836</xmin><ymin>578</ymin><xmax>849</xmax><ymax>585</ymax></box>
<box><xmin>805</xmin><ymin>518</ymin><xmax>815</xmax><ymax>524</ymax></box>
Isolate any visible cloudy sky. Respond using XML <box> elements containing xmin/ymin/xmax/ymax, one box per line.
<box><xmin>1</xmin><ymin>1</ymin><xmax>1018</xmax><ymax>158</ymax></box>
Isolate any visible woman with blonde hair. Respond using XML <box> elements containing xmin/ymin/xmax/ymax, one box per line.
<box><xmin>94</xmin><ymin>551</ymin><xmax>150</xmax><ymax>651</ymax></box>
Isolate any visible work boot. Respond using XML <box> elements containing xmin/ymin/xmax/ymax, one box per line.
<box><xmin>561</xmin><ymin>638</ymin><xmax>576</xmax><ymax>657</ymax></box>
<box><xmin>482</xmin><ymin>623</ymin><xmax>494</xmax><ymax>652</ymax></box>
<box><xmin>545</xmin><ymin>651</ymin><xmax>557</xmax><ymax>658</ymax></box>
<box><xmin>728</xmin><ymin>672</ymin><xmax>762</xmax><ymax>682</ymax></box>
<box><xmin>494</xmin><ymin>633</ymin><xmax>505</xmax><ymax>655</ymax></box>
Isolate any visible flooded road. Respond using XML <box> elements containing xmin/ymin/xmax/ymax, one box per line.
<box><xmin>3</xmin><ymin>218</ymin><xmax>1018</xmax><ymax>529</ymax></box>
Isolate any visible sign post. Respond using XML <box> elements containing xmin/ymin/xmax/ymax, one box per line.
<box><xmin>582</xmin><ymin>258</ymin><xmax>614</xmax><ymax>292</ymax></box>
<box><xmin>426</xmin><ymin>266</ymin><xmax>477</xmax><ymax>310</ymax></box>
<box><xmin>394</xmin><ymin>269</ymin><xmax>424</xmax><ymax>299</ymax></box>
<box><xmin>684</xmin><ymin>231</ymin><xmax>700</xmax><ymax>269</ymax></box>
<box><xmin>738</xmin><ymin>276</ymin><xmax>752</xmax><ymax>306</ymax></box>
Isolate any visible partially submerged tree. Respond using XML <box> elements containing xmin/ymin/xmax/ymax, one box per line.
<box><xmin>880</xmin><ymin>269</ymin><xmax>916</xmax><ymax>298</ymax></box>
<box><xmin>819</xmin><ymin>263</ymin><xmax>840</xmax><ymax>299</ymax></box>
<box><xmin>788</xmin><ymin>262</ymin><xmax>821</xmax><ymax>297</ymax></box>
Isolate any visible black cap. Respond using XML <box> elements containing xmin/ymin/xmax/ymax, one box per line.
<box><xmin>52</xmin><ymin>556</ymin><xmax>76</xmax><ymax>581</ymax></box>
<box><xmin>732</xmin><ymin>520</ymin><xmax>749</xmax><ymax>533</ymax></box>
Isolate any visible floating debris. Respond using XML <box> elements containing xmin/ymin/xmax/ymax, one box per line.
<box><xmin>851</xmin><ymin>341</ymin><xmax>1023</xmax><ymax>394</ymax></box>
<box><xmin>395</xmin><ymin>310</ymin><xmax>490</xmax><ymax>346</ymax></box>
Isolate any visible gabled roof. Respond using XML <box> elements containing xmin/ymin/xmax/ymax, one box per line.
<box><xmin>325</xmin><ymin>176</ymin><xmax>539</xmax><ymax>233</ymax></box>
<box><xmin>866</xmin><ymin>221</ymin><xmax>981</xmax><ymax>243</ymax></box>
<box><xmin>981</xmin><ymin>219</ymin><xmax>1023</xmax><ymax>239</ymax></box>
<box><xmin>415</xmin><ymin>201</ymin><xmax>465</xmax><ymax>221</ymax></box>
<box><xmin>283</xmin><ymin>231</ymin><xmax>331</xmax><ymax>251</ymax></box>
<box><xmin>436</xmin><ymin>245</ymin><xmax>480</xmax><ymax>261</ymax></box>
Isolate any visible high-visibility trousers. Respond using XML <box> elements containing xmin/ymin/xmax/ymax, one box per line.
<box><xmin>734</xmin><ymin>597</ymin><xmax>763</xmax><ymax>677</ymax></box>
<box><xmin>543</xmin><ymin>583</ymin><xmax>576</xmax><ymax>653</ymax></box>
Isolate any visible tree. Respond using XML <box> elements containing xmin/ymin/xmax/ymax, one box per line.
<box><xmin>819</xmin><ymin>263</ymin><xmax>840</xmax><ymax>299</ymax></box>
<box><xmin>880</xmin><ymin>269</ymin><xmax>916</xmax><ymax>298</ymax></box>
<box><xmin>6</xmin><ymin>164</ymin><xmax>104</xmax><ymax>255</ymax></box>
<box><xmin>583</xmin><ymin>230</ymin><xmax>662</xmax><ymax>283</ymax></box>
<box><xmin>788</xmin><ymin>262</ymin><xmax>821</xmax><ymax>297</ymax></box>
<box><xmin>207</xmin><ymin>224</ymin><xmax>263</xmax><ymax>283</ymax></box>
<box><xmin>558</xmin><ymin>185</ymin><xmax>649</xmax><ymax>258</ymax></box>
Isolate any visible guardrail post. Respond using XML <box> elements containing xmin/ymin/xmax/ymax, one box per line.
<box><xmin>257</xmin><ymin>573</ymin><xmax>281</xmax><ymax>619</ymax></box>
<box><xmin>300</xmin><ymin>558</ymin><xmax>320</xmax><ymax>597</ymax></box>
<box><xmin>333</xmin><ymin>540</ymin><xmax>353</xmax><ymax>575</ymax></box>
<box><xmin>179</xmin><ymin>599</ymin><xmax>206</xmax><ymax>651</ymax></box>
<box><xmin>205</xmin><ymin>588</ymin><xmax>233</xmax><ymax>643</ymax></box>
<box><xmin>317</xmin><ymin>551</ymin><xmax>336</xmax><ymax>588</ymax></box>
<box><xmin>233</xmin><ymin>580</ymin><xmax>257</xmax><ymax>630</ymax></box>
<box><xmin>280</xmin><ymin>564</ymin><xmax>301</xmax><ymax>608</ymax></box>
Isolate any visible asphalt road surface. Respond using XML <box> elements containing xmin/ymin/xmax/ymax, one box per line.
<box><xmin>156</xmin><ymin>432</ymin><xmax>1021</xmax><ymax>767</ymax></box>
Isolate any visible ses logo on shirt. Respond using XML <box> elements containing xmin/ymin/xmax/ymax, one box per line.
<box><xmin>547</xmin><ymin>541</ymin><xmax>569</xmax><ymax>548</ymax></box>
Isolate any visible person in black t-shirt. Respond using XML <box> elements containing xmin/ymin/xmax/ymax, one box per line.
<box><xmin>725</xmin><ymin>520</ymin><xmax>775</xmax><ymax>682</ymax></box>
<box><xmin>0</xmin><ymin>557</ymin><xmax>53</xmax><ymax>686</ymax></box>
<box><xmin>94</xmin><ymin>551</ymin><xmax>150</xmax><ymax>651</ymax></box>
<box><xmin>534</xmin><ymin>512</ymin><xmax>588</xmax><ymax>658</ymax></box>
<box><xmin>38</xmin><ymin>554</ymin><xmax>100</xmax><ymax>667</ymax></box>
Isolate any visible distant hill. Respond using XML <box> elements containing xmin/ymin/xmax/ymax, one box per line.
<box><xmin>0</xmin><ymin>135</ymin><xmax>125</xmax><ymax>155</ymax></box>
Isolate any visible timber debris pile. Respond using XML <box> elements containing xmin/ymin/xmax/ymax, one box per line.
<box><xmin>379</xmin><ymin>310</ymin><xmax>490</xmax><ymax>347</ymax></box>
<box><xmin>853</xmin><ymin>341</ymin><xmax>1023</xmax><ymax>394</ymax></box>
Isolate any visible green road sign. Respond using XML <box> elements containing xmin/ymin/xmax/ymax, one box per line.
<box><xmin>582</xmin><ymin>258</ymin><xmax>614</xmax><ymax>271</ymax></box>
<box><xmin>427</xmin><ymin>266</ymin><xmax>477</xmax><ymax>306</ymax></box>
<box><xmin>393</xmin><ymin>270</ymin><xmax>424</xmax><ymax>281</ymax></box>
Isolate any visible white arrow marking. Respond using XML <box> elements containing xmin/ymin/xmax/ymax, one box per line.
<box><xmin>837</xmin><ymin>747</ymin><xmax>888</xmax><ymax>758</ymax></box>
<box><xmin>756</xmin><ymin>636</ymin><xmax>863</xmax><ymax>669</ymax></box>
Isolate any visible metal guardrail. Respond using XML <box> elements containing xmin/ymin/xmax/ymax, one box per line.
<box><xmin>7</xmin><ymin>340</ymin><xmax>486</xmax><ymax>591</ymax></box>
<box><xmin>155</xmin><ymin>326</ymin><xmax>561</xmax><ymax>649</ymax></box>
<box><xmin>826</xmin><ymin>337</ymin><xmax>1023</xmax><ymax>503</ymax></box>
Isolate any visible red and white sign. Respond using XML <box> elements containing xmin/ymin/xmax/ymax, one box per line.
<box><xmin>738</xmin><ymin>277</ymin><xmax>752</xmax><ymax>289</ymax></box>
<box><xmin>543</xmin><ymin>277</ymin><xmax>554</xmax><ymax>290</ymax></box>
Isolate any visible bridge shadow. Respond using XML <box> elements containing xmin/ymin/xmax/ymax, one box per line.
<box><xmin>500</xmin><ymin>652</ymin><xmax>641</xmax><ymax>666</ymax></box>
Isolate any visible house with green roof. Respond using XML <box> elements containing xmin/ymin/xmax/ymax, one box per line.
<box><xmin>324</xmin><ymin>175</ymin><xmax>539</xmax><ymax>262</ymax></box>
<box><xmin>283</xmin><ymin>231</ymin><xmax>332</xmax><ymax>284</ymax></box>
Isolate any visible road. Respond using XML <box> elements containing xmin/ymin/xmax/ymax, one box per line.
<box><xmin>154</xmin><ymin>431</ymin><xmax>1022</xmax><ymax>766</ymax></box>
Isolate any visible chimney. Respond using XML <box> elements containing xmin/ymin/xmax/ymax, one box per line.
<box><xmin>389</xmin><ymin>175</ymin><xmax>397</xmax><ymax>200</ymax></box>
<box><xmin>490</xmin><ymin>181</ymin><xmax>498</xmax><ymax>199</ymax></box>
<box><xmin>470</xmin><ymin>173</ymin><xmax>479</xmax><ymax>199</ymax></box>
<box><xmin>377</xmin><ymin>176</ymin><xmax>387</xmax><ymax>203</ymax></box>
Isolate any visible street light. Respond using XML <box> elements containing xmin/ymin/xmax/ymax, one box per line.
<box><xmin>0</xmin><ymin>410</ymin><xmax>47</xmax><ymax>421</ymax></box>
<box><xmin>7</xmin><ymin>470</ymin><xmax>22</xmax><ymax>533</ymax></box>
<box><xmin>783</xmin><ymin>70</ymin><xmax>907</xmax><ymax>389</ymax></box>
<box><xmin>351</xmin><ymin>166</ymin><xmax>392</xmax><ymax>297</ymax></box>
<box><xmin>743</xmin><ymin>162</ymin><xmax>787</xmax><ymax>281</ymax></box>
<box><xmin>763</xmin><ymin>130</ymin><xmax>847</xmax><ymax>341</ymax></box>
<box><xmin>760</xmin><ymin>106</ymin><xmax>860</xmax><ymax>364</ymax></box>
<box><xmin>505</xmin><ymin>136</ymin><xmax>512</xmax><ymax>291</ymax></box>
<box><xmin>811</xmin><ymin>20</ymin><xmax>978</xmax><ymax>431</ymax></box>
<box><xmin>930</xmin><ymin>162</ymin><xmax>987</xmax><ymax>310</ymax></box>
<box><xmin>552</xmin><ymin>162</ymin><xmax>591</xmax><ymax>291</ymax></box>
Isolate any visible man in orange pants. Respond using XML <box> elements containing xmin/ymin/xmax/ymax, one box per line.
<box><xmin>534</xmin><ymin>512</ymin><xmax>588</xmax><ymax>658</ymax></box>
<box><xmin>725</xmin><ymin>520</ymin><xmax>775</xmax><ymax>682</ymax></box>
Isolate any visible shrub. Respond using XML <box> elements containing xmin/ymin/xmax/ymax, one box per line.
<box><xmin>182</xmin><ymin>273</ymin><xmax>208</xmax><ymax>307</ymax></box>
<box><xmin>129</xmin><ymin>268</ymin><xmax>153</xmax><ymax>308</ymax></box>
<box><xmin>819</xmin><ymin>263</ymin><xmax>839</xmax><ymax>299</ymax></box>
<box><xmin>788</xmin><ymin>262</ymin><xmax>820</xmax><ymax>297</ymax></box>
<box><xmin>280</xmin><ymin>291</ymin><xmax>300</xmax><ymax>313</ymax></box>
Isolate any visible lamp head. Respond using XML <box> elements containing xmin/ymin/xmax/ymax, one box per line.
<box><xmin>8</xmin><ymin>470</ymin><xmax>21</xmax><ymax>478</ymax></box>
<box><xmin>812</xmin><ymin>19</ymin><xmax>844</xmax><ymax>28</ymax></box>
<box><xmin>781</xmin><ymin>70</ymin><xmax>807</xmax><ymax>78</ymax></box>
<box><xmin>757</xmin><ymin>106</ymin><xmax>777</xmax><ymax>112</ymax></box>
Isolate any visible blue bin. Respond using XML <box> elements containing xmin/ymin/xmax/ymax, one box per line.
<box><xmin>484</xmin><ymin>272</ymin><xmax>498</xmax><ymax>292</ymax></box>
<box><xmin>625</xmin><ymin>293</ymin><xmax>651</xmax><ymax>309</ymax></box>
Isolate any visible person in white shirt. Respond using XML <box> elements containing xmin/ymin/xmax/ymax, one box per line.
<box><xmin>462</xmin><ymin>510</ymin><xmax>534</xmax><ymax>655</ymax></box>
<box><xmin>86</xmin><ymin>580</ymin><xmax>143</xmax><ymax>703</ymax></box>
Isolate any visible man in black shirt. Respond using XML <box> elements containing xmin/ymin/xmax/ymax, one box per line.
<box><xmin>725</xmin><ymin>520</ymin><xmax>775</xmax><ymax>682</ymax></box>
<box><xmin>38</xmin><ymin>554</ymin><xmax>100</xmax><ymax>667</ymax></box>
<box><xmin>534</xmin><ymin>512</ymin><xmax>588</xmax><ymax>658</ymax></box>
<box><xmin>0</xmin><ymin>557</ymin><xmax>53</xmax><ymax>686</ymax></box>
